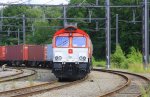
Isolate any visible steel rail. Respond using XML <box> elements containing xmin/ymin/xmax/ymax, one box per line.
<box><xmin>108</xmin><ymin>69</ymin><xmax>150</xmax><ymax>97</ymax></box>
<box><xmin>0</xmin><ymin>69</ymin><xmax>23</xmax><ymax>79</ymax></box>
<box><xmin>0</xmin><ymin>80</ymin><xmax>57</xmax><ymax>97</ymax></box>
<box><xmin>1</xmin><ymin>68</ymin><xmax>130</xmax><ymax>97</ymax></box>
<box><xmin>0</xmin><ymin>76</ymin><xmax>88</xmax><ymax>97</ymax></box>
<box><xmin>93</xmin><ymin>68</ymin><xmax>150</xmax><ymax>97</ymax></box>
<box><xmin>0</xmin><ymin>69</ymin><xmax>37</xmax><ymax>83</ymax></box>
<box><xmin>93</xmin><ymin>69</ymin><xmax>131</xmax><ymax>97</ymax></box>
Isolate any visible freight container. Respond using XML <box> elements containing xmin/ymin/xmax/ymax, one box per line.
<box><xmin>46</xmin><ymin>44</ymin><xmax>53</xmax><ymax>61</ymax></box>
<box><xmin>28</xmin><ymin>45</ymin><xmax>46</xmax><ymax>61</ymax></box>
<box><xmin>0</xmin><ymin>46</ymin><xmax>6</xmax><ymax>61</ymax></box>
<box><xmin>6</xmin><ymin>45</ymin><xmax>28</xmax><ymax>61</ymax></box>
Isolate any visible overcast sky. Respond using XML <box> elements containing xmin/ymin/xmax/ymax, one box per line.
<box><xmin>0</xmin><ymin>0</ymin><xmax>69</xmax><ymax>5</ymax></box>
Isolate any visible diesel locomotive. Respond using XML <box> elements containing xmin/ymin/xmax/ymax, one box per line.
<box><xmin>52</xmin><ymin>26</ymin><xmax>93</xmax><ymax>79</ymax></box>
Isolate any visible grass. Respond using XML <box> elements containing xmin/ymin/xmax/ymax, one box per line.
<box><xmin>128</xmin><ymin>64</ymin><xmax>150</xmax><ymax>73</ymax></box>
<box><xmin>28</xmin><ymin>77</ymin><xmax>34</xmax><ymax>86</ymax></box>
<box><xmin>92</xmin><ymin>59</ymin><xmax>106</xmax><ymax>67</ymax></box>
<box><xmin>140</xmin><ymin>84</ymin><xmax>150</xmax><ymax>97</ymax></box>
<box><xmin>111</xmin><ymin>63</ymin><xmax>150</xmax><ymax>96</ymax></box>
<box><xmin>93</xmin><ymin>60</ymin><xmax>150</xmax><ymax>73</ymax></box>
<box><xmin>11</xmin><ymin>80</ymin><xmax>16</xmax><ymax>89</ymax></box>
<box><xmin>108</xmin><ymin>62</ymin><xmax>150</xmax><ymax>73</ymax></box>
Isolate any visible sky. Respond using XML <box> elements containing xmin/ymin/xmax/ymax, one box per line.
<box><xmin>0</xmin><ymin>0</ymin><xmax>69</xmax><ymax>5</ymax></box>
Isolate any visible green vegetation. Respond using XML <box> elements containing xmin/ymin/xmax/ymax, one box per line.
<box><xmin>0</xmin><ymin>6</ymin><xmax>62</xmax><ymax>45</ymax></box>
<box><xmin>127</xmin><ymin>47</ymin><xmax>142</xmax><ymax>65</ymax></box>
<box><xmin>127</xmin><ymin>64</ymin><xmax>150</xmax><ymax>73</ymax></box>
<box><xmin>27</xmin><ymin>20</ymin><xmax>54</xmax><ymax>44</ymax></box>
<box><xmin>140</xmin><ymin>84</ymin><xmax>150</xmax><ymax>97</ymax></box>
<box><xmin>92</xmin><ymin>56</ymin><xmax>106</xmax><ymax>67</ymax></box>
<box><xmin>110</xmin><ymin>45</ymin><xmax>150</xmax><ymax>73</ymax></box>
<box><xmin>111</xmin><ymin>45</ymin><xmax>127</xmax><ymax>68</ymax></box>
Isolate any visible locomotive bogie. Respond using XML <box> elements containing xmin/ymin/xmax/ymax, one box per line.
<box><xmin>52</xmin><ymin>62</ymin><xmax>90</xmax><ymax>79</ymax></box>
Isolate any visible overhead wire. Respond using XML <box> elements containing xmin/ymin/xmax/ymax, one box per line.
<box><xmin>0</xmin><ymin>0</ymin><xmax>145</xmax><ymax>34</ymax></box>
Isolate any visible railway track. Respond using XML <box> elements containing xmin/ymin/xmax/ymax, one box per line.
<box><xmin>0</xmin><ymin>68</ymin><xmax>130</xmax><ymax>97</ymax></box>
<box><xmin>0</xmin><ymin>69</ymin><xmax>23</xmax><ymax>79</ymax></box>
<box><xmin>111</xmin><ymin>70</ymin><xmax>150</xmax><ymax>97</ymax></box>
<box><xmin>93</xmin><ymin>69</ymin><xmax>150</xmax><ymax>97</ymax></box>
<box><xmin>0</xmin><ymin>69</ymin><xmax>37</xmax><ymax>83</ymax></box>
<box><xmin>0</xmin><ymin>76</ymin><xmax>87</xmax><ymax>97</ymax></box>
<box><xmin>0</xmin><ymin>68</ymin><xmax>149</xmax><ymax>97</ymax></box>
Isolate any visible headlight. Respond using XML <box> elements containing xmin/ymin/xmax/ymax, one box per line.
<box><xmin>55</xmin><ymin>56</ymin><xmax>59</xmax><ymax>60</ymax></box>
<box><xmin>83</xmin><ymin>56</ymin><xmax>86</xmax><ymax>61</ymax></box>
<box><xmin>79</xmin><ymin>56</ymin><xmax>83</xmax><ymax>60</ymax></box>
<box><xmin>55</xmin><ymin>56</ymin><xmax>62</xmax><ymax>61</ymax></box>
<box><xmin>79</xmin><ymin>56</ymin><xmax>86</xmax><ymax>61</ymax></box>
<box><xmin>58</xmin><ymin>56</ymin><xmax>62</xmax><ymax>60</ymax></box>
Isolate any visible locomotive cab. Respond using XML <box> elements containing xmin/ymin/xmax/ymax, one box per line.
<box><xmin>52</xmin><ymin>26</ymin><xmax>93</xmax><ymax>79</ymax></box>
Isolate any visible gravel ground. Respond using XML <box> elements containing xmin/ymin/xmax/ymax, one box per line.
<box><xmin>140</xmin><ymin>73</ymin><xmax>150</xmax><ymax>79</ymax></box>
<box><xmin>112</xmin><ymin>73</ymin><xmax>148</xmax><ymax>97</ymax></box>
<box><xmin>30</xmin><ymin>68</ymin><xmax>57</xmax><ymax>82</ymax></box>
<box><xmin>0</xmin><ymin>68</ymin><xmax>57</xmax><ymax>92</ymax></box>
<box><xmin>0</xmin><ymin>68</ymin><xmax>15</xmax><ymax>72</ymax></box>
<box><xmin>0</xmin><ymin>69</ymin><xmax>35</xmax><ymax>92</ymax></box>
<box><xmin>18</xmin><ymin>68</ymin><xmax>57</xmax><ymax>83</ymax></box>
<box><xmin>0</xmin><ymin>68</ymin><xmax>21</xmax><ymax>78</ymax></box>
<box><xmin>30</xmin><ymin>71</ymin><xmax>126</xmax><ymax>97</ymax></box>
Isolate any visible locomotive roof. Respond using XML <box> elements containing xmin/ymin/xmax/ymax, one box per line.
<box><xmin>54</xmin><ymin>26</ymin><xmax>89</xmax><ymax>37</ymax></box>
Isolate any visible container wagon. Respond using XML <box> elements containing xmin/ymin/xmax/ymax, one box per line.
<box><xmin>27</xmin><ymin>44</ymin><xmax>53</xmax><ymax>67</ymax></box>
<box><xmin>5</xmin><ymin>45</ymin><xmax>28</xmax><ymax>66</ymax></box>
<box><xmin>0</xmin><ymin>44</ymin><xmax>53</xmax><ymax>67</ymax></box>
<box><xmin>27</xmin><ymin>45</ymin><xmax>46</xmax><ymax>67</ymax></box>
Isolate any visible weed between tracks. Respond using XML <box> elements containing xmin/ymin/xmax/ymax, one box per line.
<box><xmin>12</xmin><ymin>80</ymin><xmax>16</xmax><ymax>89</ymax></box>
<box><xmin>29</xmin><ymin>77</ymin><xmax>34</xmax><ymax>86</ymax></box>
<box><xmin>140</xmin><ymin>84</ymin><xmax>150</xmax><ymax>97</ymax></box>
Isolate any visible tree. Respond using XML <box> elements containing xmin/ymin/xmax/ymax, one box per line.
<box><xmin>111</xmin><ymin>45</ymin><xmax>127</xmax><ymax>68</ymax></box>
<box><xmin>127</xmin><ymin>47</ymin><xmax>142</xmax><ymax>64</ymax></box>
<box><xmin>27</xmin><ymin>20</ymin><xmax>54</xmax><ymax>44</ymax></box>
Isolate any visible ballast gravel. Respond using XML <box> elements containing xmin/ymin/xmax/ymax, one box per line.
<box><xmin>0</xmin><ymin>68</ymin><xmax>21</xmax><ymax>78</ymax></box>
<box><xmin>0</xmin><ymin>68</ymin><xmax>57</xmax><ymax>92</ymax></box>
<box><xmin>30</xmin><ymin>71</ymin><xmax>126</xmax><ymax>97</ymax></box>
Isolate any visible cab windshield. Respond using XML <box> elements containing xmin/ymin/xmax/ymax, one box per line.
<box><xmin>55</xmin><ymin>36</ymin><xmax>69</xmax><ymax>47</ymax></box>
<box><xmin>72</xmin><ymin>37</ymin><xmax>86</xmax><ymax>47</ymax></box>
